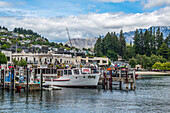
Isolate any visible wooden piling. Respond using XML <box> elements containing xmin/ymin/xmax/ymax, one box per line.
<box><xmin>2</xmin><ymin>69</ymin><xmax>5</xmax><ymax>89</ymax></box>
<box><xmin>119</xmin><ymin>81</ymin><xmax>122</xmax><ymax>90</ymax></box>
<box><xmin>40</xmin><ymin>69</ymin><xmax>43</xmax><ymax>91</ymax></box>
<box><xmin>10</xmin><ymin>69</ymin><xmax>13</xmax><ymax>90</ymax></box>
<box><xmin>126</xmin><ymin>70</ymin><xmax>128</xmax><ymax>83</ymax></box>
<box><xmin>126</xmin><ymin>83</ymin><xmax>129</xmax><ymax>89</ymax></box>
<box><xmin>103</xmin><ymin>72</ymin><xmax>106</xmax><ymax>89</ymax></box>
<box><xmin>11</xmin><ymin>68</ymin><xmax>15</xmax><ymax>90</ymax></box>
<box><xmin>130</xmin><ymin>83</ymin><xmax>133</xmax><ymax>90</ymax></box>
<box><xmin>133</xmin><ymin>70</ymin><xmax>136</xmax><ymax>89</ymax></box>
<box><xmin>109</xmin><ymin>70</ymin><xmax>112</xmax><ymax>90</ymax></box>
<box><xmin>26</xmin><ymin>68</ymin><xmax>29</xmax><ymax>92</ymax></box>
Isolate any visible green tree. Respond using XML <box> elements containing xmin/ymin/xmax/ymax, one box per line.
<box><xmin>18</xmin><ymin>59</ymin><xmax>27</xmax><ymax>67</ymax></box>
<box><xmin>94</xmin><ymin>36</ymin><xmax>103</xmax><ymax>57</ymax></box>
<box><xmin>119</xmin><ymin>29</ymin><xmax>126</xmax><ymax>56</ymax></box>
<box><xmin>133</xmin><ymin>29</ymin><xmax>140</xmax><ymax>55</ymax></box>
<box><xmin>106</xmin><ymin>50</ymin><xmax>118</xmax><ymax>61</ymax></box>
<box><xmin>142</xmin><ymin>55</ymin><xmax>151</xmax><ymax>69</ymax></box>
<box><xmin>12</xmin><ymin>58</ymin><xmax>18</xmax><ymax>66</ymax></box>
<box><xmin>156</xmin><ymin>27</ymin><xmax>164</xmax><ymax>50</ymax></box>
<box><xmin>123</xmin><ymin>45</ymin><xmax>135</xmax><ymax>60</ymax></box>
<box><xmin>1</xmin><ymin>44</ymin><xmax>8</xmax><ymax>49</ymax></box>
<box><xmin>161</xmin><ymin>62</ymin><xmax>170</xmax><ymax>71</ymax></box>
<box><xmin>157</xmin><ymin>43</ymin><xmax>169</xmax><ymax>59</ymax></box>
<box><xmin>152</xmin><ymin>62</ymin><xmax>162</xmax><ymax>70</ymax></box>
<box><xmin>0</xmin><ymin>52</ymin><xmax>7</xmax><ymax>64</ymax></box>
<box><xmin>164</xmin><ymin>33</ymin><xmax>170</xmax><ymax>47</ymax></box>
<box><xmin>129</xmin><ymin>57</ymin><xmax>137</xmax><ymax>68</ymax></box>
<box><xmin>158</xmin><ymin>55</ymin><xmax>167</xmax><ymax>63</ymax></box>
<box><xmin>144</xmin><ymin>30</ymin><xmax>151</xmax><ymax>56</ymax></box>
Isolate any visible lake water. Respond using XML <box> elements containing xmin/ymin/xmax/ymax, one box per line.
<box><xmin>1</xmin><ymin>75</ymin><xmax>170</xmax><ymax>113</ymax></box>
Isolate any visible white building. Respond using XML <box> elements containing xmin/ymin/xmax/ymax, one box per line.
<box><xmin>2</xmin><ymin>50</ymin><xmax>109</xmax><ymax>68</ymax></box>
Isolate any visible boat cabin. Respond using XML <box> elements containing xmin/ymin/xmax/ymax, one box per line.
<box><xmin>57</xmin><ymin>68</ymin><xmax>81</xmax><ymax>77</ymax></box>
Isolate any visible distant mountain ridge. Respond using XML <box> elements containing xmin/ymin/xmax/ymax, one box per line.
<box><xmin>124</xmin><ymin>26</ymin><xmax>170</xmax><ymax>43</ymax></box>
<box><xmin>65</xmin><ymin>26</ymin><xmax>170</xmax><ymax>49</ymax></box>
<box><xmin>65</xmin><ymin>37</ymin><xmax>98</xmax><ymax>49</ymax></box>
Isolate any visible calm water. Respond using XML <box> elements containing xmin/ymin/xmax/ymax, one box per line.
<box><xmin>1</xmin><ymin>75</ymin><xmax>170</xmax><ymax>113</ymax></box>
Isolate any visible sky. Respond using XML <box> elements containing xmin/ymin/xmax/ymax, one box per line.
<box><xmin>0</xmin><ymin>0</ymin><xmax>170</xmax><ymax>42</ymax></box>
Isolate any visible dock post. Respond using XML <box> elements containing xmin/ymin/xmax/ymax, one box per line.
<box><xmin>10</xmin><ymin>68</ymin><xmax>13</xmax><ymax>90</ymax></box>
<box><xmin>11</xmin><ymin>68</ymin><xmax>15</xmax><ymax>90</ymax></box>
<box><xmin>133</xmin><ymin>70</ymin><xmax>136</xmax><ymax>89</ymax></box>
<box><xmin>26</xmin><ymin>68</ymin><xmax>29</xmax><ymax>92</ymax></box>
<box><xmin>51</xmin><ymin>77</ymin><xmax>53</xmax><ymax>87</ymax></box>
<box><xmin>103</xmin><ymin>72</ymin><xmax>106</xmax><ymax>89</ymax></box>
<box><xmin>130</xmin><ymin>83</ymin><xmax>133</xmax><ymax>90</ymax></box>
<box><xmin>126</xmin><ymin>70</ymin><xmax>128</xmax><ymax>83</ymax></box>
<box><xmin>0</xmin><ymin>69</ymin><xmax>1</xmax><ymax>84</ymax></box>
<box><xmin>119</xmin><ymin>70</ymin><xmax>121</xmax><ymax>78</ymax></box>
<box><xmin>126</xmin><ymin>83</ymin><xmax>129</xmax><ymax>89</ymax></box>
<box><xmin>2</xmin><ymin>69</ymin><xmax>5</xmax><ymax>89</ymax></box>
<box><xmin>119</xmin><ymin>81</ymin><xmax>122</xmax><ymax>90</ymax></box>
<box><xmin>109</xmin><ymin>70</ymin><xmax>112</xmax><ymax>90</ymax></box>
<box><xmin>40</xmin><ymin>69</ymin><xmax>43</xmax><ymax>91</ymax></box>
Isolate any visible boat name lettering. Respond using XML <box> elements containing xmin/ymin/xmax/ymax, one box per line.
<box><xmin>88</xmin><ymin>76</ymin><xmax>96</xmax><ymax>79</ymax></box>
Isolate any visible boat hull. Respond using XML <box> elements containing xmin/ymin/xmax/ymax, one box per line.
<box><xmin>42</xmin><ymin>73</ymin><xmax>101</xmax><ymax>87</ymax></box>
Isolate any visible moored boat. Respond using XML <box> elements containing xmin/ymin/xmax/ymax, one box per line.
<box><xmin>35</xmin><ymin>68</ymin><xmax>101</xmax><ymax>87</ymax></box>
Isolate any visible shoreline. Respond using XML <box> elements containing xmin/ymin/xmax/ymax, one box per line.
<box><xmin>135</xmin><ymin>71</ymin><xmax>170</xmax><ymax>76</ymax></box>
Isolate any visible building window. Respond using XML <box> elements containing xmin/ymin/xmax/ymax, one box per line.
<box><xmin>39</xmin><ymin>58</ymin><xmax>41</xmax><ymax>62</ymax></box>
<box><xmin>88</xmin><ymin>60</ymin><xmax>92</xmax><ymax>63</ymax></box>
<box><xmin>26</xmin><ymin>57</ymin><xmax>27</xmax><ymax>61</ymax></box>
<box><xmin>50</xmin><ymin>58</ymin><xmax>52</xmax><ymax>62</ymax></box>
<box><xmin>60</xmin><ymin>59</ymin><xmax>62</xmax><ymax>63</ymax></box>
<box><xmin>34</xmin><ymin>58</ymin><xmax>35</xmax><ymax>62</ymax></box>
<box><xmin>7</xmin><ymin>57</ymin><xmax>10</xmax><ymax>61</ymax></box>
<box><xmin>103</xmin><ymin>60</ymin><xmax>107</xmax><ymax>63</ymax></box>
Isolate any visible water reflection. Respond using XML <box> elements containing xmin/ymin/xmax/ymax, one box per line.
<box><xmin>0</xmin><ymin>76</ymin><xmax>170</xmax><ymax>112</ymax></box>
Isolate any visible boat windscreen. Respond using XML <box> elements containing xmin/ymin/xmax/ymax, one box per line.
<box><xmin>58</xmin><ymin>70</ymin><xmax>63</xmax><ymax>76</ymax></box>
<box><xmin>64</xmin><ymin>70</ymin><xmax>68</xmax><ymax>75</ymax></box>
<box><xmin>74</xmin><ymin>69</ymin><xmax>79</xmax><ymax>74</ymax></box>
<box><xmin>68</xmin><ymin>70</ymin><xmax>72</xmax><ymax>75</ymax></box>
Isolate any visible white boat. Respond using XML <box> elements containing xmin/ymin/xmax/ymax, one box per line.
<box><xmin>35</xmin><ymin>68</ymin><xmax>101</xmax><ymax>87</ymax></box>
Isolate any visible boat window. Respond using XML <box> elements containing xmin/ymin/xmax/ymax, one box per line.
<box><xmin>64</xmin><ymin>70</ymin><xmax>68</xmax><ymax>75</ymax></box>
<box><xmin>54</xmin><ymin>69</ymin><xmax>57</xmax><ymax>74</ymax></box>
<box><xmin>38</xmin><ymin>69</ymin><xmax>40</xmax><ymax>74</ymax></box>
<box><xmin>68</xmin><ymin>70</ymin><xmax>72</xmax><ymax>75</ymax></box>
<box><xmin>58</xmin><ymin>70</ymin><xmax>63</xmax><ymax>76</ymax></box>
<box><xmin>74</xmin><ymin>69</ymin><xmax>79</xmax><ymax>75</ymax></box>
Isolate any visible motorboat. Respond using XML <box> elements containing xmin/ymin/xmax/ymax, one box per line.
<box><xmin>34</xmin><ymin>68</ymin><xmax>101</xmax><ymax>87</ymax></box>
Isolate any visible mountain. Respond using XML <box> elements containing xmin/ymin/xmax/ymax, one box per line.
<box><xmin>124</xmin><ymin>26</ymin><xmax>170</xmax><ymax>43</ymax></box>
<box><xmin>65</xmin><ymin>38</ymin><xmax>98</xmax><ymax>49</ymax></box>
<box><xmin>65</xmin><ymin>26</ymin><xmax>170</xmax><ymax>49</ymax></box>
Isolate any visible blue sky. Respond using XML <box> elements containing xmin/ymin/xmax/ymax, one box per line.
<box><xmin>0</xmin><ymin>0</ymin><xmax>162</xmax><ymax>16</ymax></box>
<box><xmin>0</xmin><ymin>0</ymin><xmax>170</xmax><ymax>42</ymax></box>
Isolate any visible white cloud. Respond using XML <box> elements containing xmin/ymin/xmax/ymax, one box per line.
<box><xmin>99</xmin><ymin>0</ymin><xmax>138</xmax><ymax>3</ymax></box>
<box><xmin>142</xmin><ymin>0</ymin><xmax>170</xmax><ymax>9</ymax></box>
<box><xmin>0</xmin><ymin>8</ymin><xmax>36</xmax><ymax>17</ymax></box>
<box><xmin>0</xmin><ymin>7</ymin><xmax>169</xmax><ymax>42</ymax></box>
<box><xmin>0</xmin><ymin>1</ymin><xmax>11</xmax><ymax>7</ymax></box>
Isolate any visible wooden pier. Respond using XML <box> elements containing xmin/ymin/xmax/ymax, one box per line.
<box><xmin>102</xmin><ymin>70</ymin><xmax>136</xmax><ymax>90</ymax></box>
<box><xmin>0</xmin><ymin>68</ymin><xmax>41</xmax><ymax>91</ymax></box>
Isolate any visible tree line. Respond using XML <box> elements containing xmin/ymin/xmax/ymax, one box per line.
<box><xmin>94</xmin><ymin>30</ymin><xmax>126</xmax><ymax>61</ymax></box>
<box><xmin>94</xmin><ymin>27</ymin><xmax>170</xmax><ymax>69</ymax></box>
